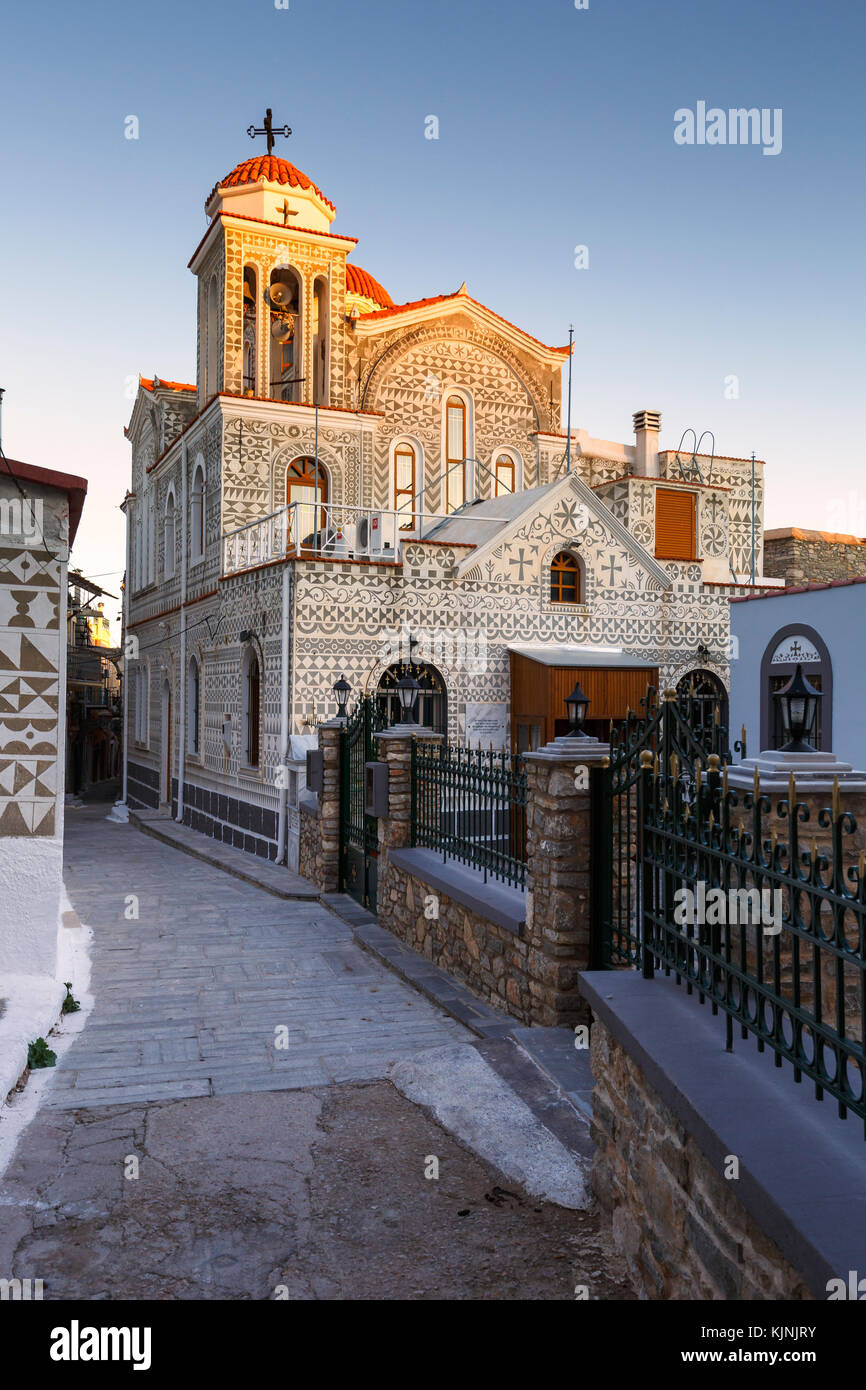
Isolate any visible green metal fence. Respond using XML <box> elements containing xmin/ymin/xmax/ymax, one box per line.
<box><xmin>639</xmin><ymin>757</ymin><xmax>866</xmax><ymax>1134</ymax></box>
<box><xmin>592</xmin><ymin>688</ymin><xmax>866</xmax><ymax>1136</ymax></box>
<box><xmin>410</xmin><ymin>740</ymin><xmax>528</xmax><ymax>889</ymax></box>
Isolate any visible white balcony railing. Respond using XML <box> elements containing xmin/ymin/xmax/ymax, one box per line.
<box><xmin>222</xmin><ymin>502</ymin><xmax>406</xmax><ymax>576</ymax></box>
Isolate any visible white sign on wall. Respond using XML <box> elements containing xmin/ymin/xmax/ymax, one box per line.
<box><xmin>464</xmin><ymin>702</ymin><xmax>509</xmax><ymax>750</ymax></box>
<box><xmin>771</xmin><ymin>634</ymin><xmax>821</xmax><ymax>665</ymax></box>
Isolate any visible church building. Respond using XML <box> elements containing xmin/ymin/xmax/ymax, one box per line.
<box><xmin>123</xmin><ymin>130</ymin><xmax>775</xmax><ymax>861</ymax></box>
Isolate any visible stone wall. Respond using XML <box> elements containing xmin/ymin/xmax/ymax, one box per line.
<box><xmin>589</xmin><ymin>1020</ymin><xmax>812</xmax><ymax>1300</ymax></box>
<box><xmin>297</xmin><ymin>723</ymin><xmax>340</xmax><ymax>892</ymax></box>
<box><xmin>298</xmin><ymin>799</ymin><xmax>320</xmax><ymax>884</ymax></box>
<box><xmin>763</xmin><ymin>528</ymin><xmax>866</xmax><ymax>585</ymax></box>
<box><xmin>378</xmin><ymin>860</ymin><xmax>532</xmax><ymax>1021</ymax></box>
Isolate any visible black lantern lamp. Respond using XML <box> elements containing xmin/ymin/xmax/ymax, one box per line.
<box><xmin>396</xmin><ymin>673</ymin><xmax>420</xmax><ymax>724</ymax></box>
<box><xmin>565</xmin><ymin>680</ymin><xmax>591</xmax><ymax>738</ymax></box>
<box><xmin>333</xmin><ymin>675</ymin><xmax>351</xmax><ymax>720</ymax></box>
<box><xmin>774</xmin><ymin>663</ymin><xmax>822</xmax><ymax>753</ymax></box>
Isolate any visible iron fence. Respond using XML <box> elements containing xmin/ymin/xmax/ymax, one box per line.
<box><xmin>410</xmin><ymin>740</ymin><xmax>528</xmax><ymax>889</ymax></box>
<box><xmin>639</xmin><ymin>756</ymin><xmax>866</xmax><ymax>1134</ymax></box>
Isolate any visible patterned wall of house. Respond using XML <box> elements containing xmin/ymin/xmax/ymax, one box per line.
<box><xmin>0</xmin><ymin>492</ymin><xmax>65</xmax><ymax>837</ymax></box>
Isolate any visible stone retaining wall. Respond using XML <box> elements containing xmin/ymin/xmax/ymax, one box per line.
<box><xmin>764</xmin><ymin>530</ymin><xmax>866</xmax><ymax>585</ymax></box>
<box><xmin>589</xmin><ymin>1019</ymin><xmax>813</xmax><ymax>1300</ymax></box>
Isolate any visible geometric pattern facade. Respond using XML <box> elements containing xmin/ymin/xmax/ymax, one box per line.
<box><xmin>0</xmin><ymin>545</ymin><xmax>62</xmax><ymax>837</ymax></box>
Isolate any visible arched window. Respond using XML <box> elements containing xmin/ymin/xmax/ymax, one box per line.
<box><xmin>163</xmin><ymin>489</ymin><xmax>176</xmax><ymax>579</ymax></box>
<box><xmin>313</xmin><ymin>276</ymin><xmax>329</xmax><ymax>406</ymax></box>
<box><xmin>242</xmin><ymin>266</ymin><xmax>257</xmax><ymax>396</ymax></box>
<box><xmin>243</xmin><ymin>650</ymin><xmax>261</xmax><ymax>767</ymax></box>
<box><xmin>393</xmin><ymin>443</ymin><xmax>416</xmax><ymax>530</ymax></box>
<box><xmin>206</xmin><ymin>276</ymin><xmax>218</xmax><ymax>396</ymax></box>
<box><xmin>268</xmin><ymin>267</ymin><xmax>302</xmax><ymax>403</ymax></box>
<box><xmin>550</xmin><ymin>551</ymin><xmax>582</xmax><ymax>604</ymax></box>
<box><xmin>187</xmin><ymin>656</ymin><xmax>201</xmax><ymax>756</ymax></box>
<box><xmin>445</xmin><ymin>395</ymin><xmax>468</xmax><ymax>513</ymax></box>
<box><xmin>285</xmin><ymin>456</ymin><xmax>328</xmax><ymax>545</ymax></box>
<box><xmin>190</xmin><ymin>460</ymin><xmax>205</xmax><ymax>562</ymax></box>
<box><xmin>760</xmin><ymin>626</ymin><xmax>832</xmax><ymax>752</ymax></box>
<box><xmin>494</xmin><ymin>452</ymin><xmax>516</xmax><ymax>496</ymax></box>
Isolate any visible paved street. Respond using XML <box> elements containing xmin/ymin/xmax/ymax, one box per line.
<box><xmin>51</xmin><ymin>808</ymin><xmax>470</xmax><ymax>1107</ymax></box>
<box><xmin>0</xmin><ymin>807</ymin><xmax>633</xmax><ymax>1300</ymax></box>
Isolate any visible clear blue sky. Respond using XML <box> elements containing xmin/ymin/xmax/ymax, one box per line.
<box><xmin>1</xmin><ymin>0</ymin><xmax>863</xmax><ymax>605</ymax></box>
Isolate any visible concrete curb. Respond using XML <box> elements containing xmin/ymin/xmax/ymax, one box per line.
<box><xmin>129</xmin><ymin>811</ymin><xmax>319</xmax><ymax>901</ymax></box>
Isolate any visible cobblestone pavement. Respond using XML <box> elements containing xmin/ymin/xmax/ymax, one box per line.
<box><xmin>52</xmin><ymin>808</ymin><xmax>470</xmax><ymax>1108</ymax></box>
<box><xmin>0</xmin><ymin>807</ymin><xmax>634</xmax><ymax>1300</ymax></box>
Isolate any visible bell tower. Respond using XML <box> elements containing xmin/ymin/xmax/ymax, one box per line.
<box><xmin>189</xmin><ymin>114</ymin><xmax>354</xmax><ymax>410</ymax></box>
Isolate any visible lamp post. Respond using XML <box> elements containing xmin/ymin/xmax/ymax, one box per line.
<box><xmin>564</xmin><ymin>680</ymin><xmax>591</xmax><ymax>738</ymax></box>
<box><xmin>396</xmin><ymin>674</ymin><xmax>420</xmax><ymax>725</ymax></box>
<box><xmin>332</xmin><ymin>675</ymin><xmax>351</xmax><ymax>722</ymax></box>
<box><xmin>774</xmin><ymin>663</ymin><xmax>822</xmax><ymax>753</ymax></box>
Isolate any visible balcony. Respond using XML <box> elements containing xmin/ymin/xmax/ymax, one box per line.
<box><xmin>222</xmin><ymin>502</ymin><xmax>406</xmax><ymax>576</ymax></box>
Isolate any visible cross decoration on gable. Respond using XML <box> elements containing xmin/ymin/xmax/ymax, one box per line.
<box><xmin>247</xmin><ymin>109</ymin><xmax>292</xmax><ymax>156</ymax></box>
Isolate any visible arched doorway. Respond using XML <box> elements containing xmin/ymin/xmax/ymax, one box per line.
<box><xmin>285</xmin><ymin>456</ymin><xmax>328</xmax><ymax>548</ymax></box>
<box><xmin>376</xmin><ymin>661</ymin><xmax>448</xmax><ymax>735</ymax></box>
<box><xmin>675</xmin><ymin>669</ymin><xmax>729</xmax><ymax>743</ymax></box>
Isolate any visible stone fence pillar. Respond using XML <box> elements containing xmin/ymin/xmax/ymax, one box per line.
<box><xmin>375</xmin><ymin>723</ymin><xmax>442</xmax><ymax>874</ymax></box>
<box><xmin>524</xmin><ymin>733</ymin><xmax>611</xmax><ymax>1027</ymax></box>
<box><xmin>299</xmin><ymin>718</ymin><xmax>342</xmax><ymax>893</ymax></box>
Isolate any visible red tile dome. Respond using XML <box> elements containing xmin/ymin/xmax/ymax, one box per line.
<box><xmin>209</xmin><ymin>156</ymin><xmax>336</xmax><ymax>213</ymax></box>
<box><xmin>345</xmin><ymin>263</ymin><xmax>394</xmax><ymax>309</ymax></box>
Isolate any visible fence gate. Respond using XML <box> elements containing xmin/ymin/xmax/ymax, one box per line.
<box><xmin>591</xmin><ymin>685</ymin><xmax>734</xmax><ymax>969</ymax></box>
<box><xmin>339</xmin><ymin>696</ymin><xmax>385</xmax><ymax>911</ymax></box>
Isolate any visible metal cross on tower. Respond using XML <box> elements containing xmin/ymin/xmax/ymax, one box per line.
<box><xmin>247</xmin><ymin>109</ymin><xmax>292</xmax><ymax>155</ymax></box>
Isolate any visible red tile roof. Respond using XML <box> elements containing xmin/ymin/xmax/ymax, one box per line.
<box><xmin>209</xmin><ymin>156</ymin><xmax>335</xmax><ymax>212</ymax></box>
<box><xmin>140</xmin><ymin>376</ymin><xmax>195</xmax><ymax>394</ymax></box>
<box><xmin>358</xmin><ymin>290</ymin><xmax>571</xmax><ymax>354</ymax></box>
<box><xmin>1</xmin><ymin>457</ymin><xmax>87</xmax><ymax>545</ymax></box>
<box><xmin>345</xmin><ymin>263</ymin><xmax>394</xmax><ymax>308</ymax></box>
<box><xmin>730</xmin><ymin>576</ymin><xmax>866</xmax><ymax>602</ymax></box>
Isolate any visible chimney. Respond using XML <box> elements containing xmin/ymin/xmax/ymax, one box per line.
<box><xmin>633</xmin><ymin>409</ymin><xmax>661</xmax><ymax>477</ymax></box>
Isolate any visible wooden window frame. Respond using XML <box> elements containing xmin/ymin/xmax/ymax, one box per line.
<box><xmin>495</xmin><ymin>453</ymin><xmax>515</xmax><ymax>496</ymax></box>
<box><xmin>654</xmin><ymin>487</ymin><xmax>697</xmax><ymax>561</ymax></box>
<box><xmin>393</xmin><ymin>444</ymin><xmax>416</xmax><ymax>530</ymax></box>
<box><xmin>550</xmin><ymin>551</ymin><xmax>582</xmax><ymax>605</ymax></box>
<box><xmin>446</xmin><ymin>396</ymin><xmax>467</xmax><ymax>513</ymax></box>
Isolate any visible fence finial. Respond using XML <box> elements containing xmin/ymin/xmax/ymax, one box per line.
<box><xmin>788</xmin><ymin>770</ymin><xmax>797</xmax><ymax>812</ymax></box>
<box><xmin>670</xmin><ymin>752</ymin><xmax>679</xmax><ymax>781</ymax></box>
<box><xmin>639</xmin><ymin>749</ymin><xmax>653</xmax><ymax>768</ymax></box>
<box><xmin>832</xmin><ymin>776</ymin><xmax>841</xmax><ymax>823</ymax></box>
<box><xmin>753</xmin><ymin>764</ymin><xmax>761</xmax><ymax>800</ymax></box>
<box><xmin>663</xmin><ymin>688</ymin><xmax>677</xmax><ymax>703</ymax></box>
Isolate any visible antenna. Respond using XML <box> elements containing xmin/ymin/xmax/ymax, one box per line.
<box><xmin>565</xmin><ymin>325</ymin><xmax>574</xmax><ymax>474</ymax></box>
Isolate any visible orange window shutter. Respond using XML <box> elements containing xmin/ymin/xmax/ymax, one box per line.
<box><xmin>655</xmin><ymin>489</ymin><xmax>696</xmax><ymax>560</ymax></box>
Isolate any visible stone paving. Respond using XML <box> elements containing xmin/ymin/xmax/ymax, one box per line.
<box><xmin>53</xmin><ymin>807</ymin><xmax>471</xmax><ymax>1109</ymax></box>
